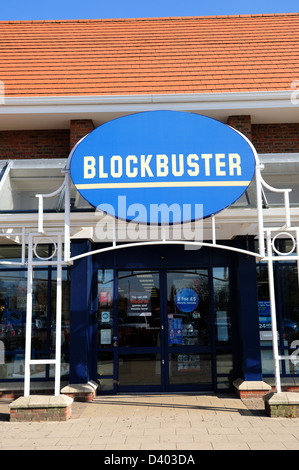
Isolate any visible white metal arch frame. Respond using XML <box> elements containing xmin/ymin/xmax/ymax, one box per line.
<box><xmin>2</xmin><ymin>132</ymin><xmax>297</xmax><ymax>396</ymax></box>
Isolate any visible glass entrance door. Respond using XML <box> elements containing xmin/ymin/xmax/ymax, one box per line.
<box><xmin>96</xmin><ymin>267</ymin><xmax>231</xmax><ymax>393</ymax></box>
<box><xmin>165</xmin><ymin>270</ymin><xmax>212</xmax><ymax>390</ymax></box>
<box><xmin>117</xmin><ymin>270</ymin><xmax>162</xmax><ymax>390</ymax></box>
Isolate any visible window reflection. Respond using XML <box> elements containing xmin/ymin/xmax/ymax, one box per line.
<box><xmin>0</xmin><ymin>266</ymin><xmax>70</xmax><ymax>381</ymax></box>
<box><xmin>167</xmin><ymin>270</ymin><xmax>210</xmax><ymax>347</ymax></box>
<box><xmin>118</xmin><ymin>271</ymin><xmax>160</xmax><ymax>348</ymax></box>
<box><xmin>50</xmin><ymin>269</ymin><xmax>70</xmax><ymax>377</ymax></box>
<box><xmin>257</xmin><ymin>251</ymin><xmax>299</xmax><ymax>377</ymax></box>
<box><xmin>118</xmin><ymin>354</ymin><xmax>161</xmax><ymax>386</ymax></box>
<box><xmin>279</xmin><ymin>265</ymin><xmax>299</xmax><ymax>375</ymax></box>
<box><xmin>213</xmin><ymin>267</ymin><xmax>231</xmax><ymax>346</ymax></box>
<box><xmin>169</xmin><ymin>353</ymin><xmax>212</xmax><ymax>385</ymax></box>
<box><xmin>0</xmin><ymin>271</ymin><xmax>26</xmax><ymax>379</ymax></box>
<box><xmin>97</xmin><ymin>269</ymin><xmax>114</xmax><ymax>348</ymax></box>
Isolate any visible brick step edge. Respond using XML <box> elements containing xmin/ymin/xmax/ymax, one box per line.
<box><xmin>9</xmin><ymin>394</ymin><xmax>73</xmax><ymax>422</ymax></box>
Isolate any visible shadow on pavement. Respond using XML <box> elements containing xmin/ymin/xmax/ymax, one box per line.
<box><xmin>0</xmin><ymin>394</ymin><xmax>267</xmax><ymax>422</ymax></box>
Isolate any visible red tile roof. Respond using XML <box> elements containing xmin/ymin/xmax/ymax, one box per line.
<box><xmin>1</xmin><ymin>13</ymin><xmax>299</xmax><ymax>97</ymax></box>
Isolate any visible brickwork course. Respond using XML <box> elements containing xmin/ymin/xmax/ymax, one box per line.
<box><xmin>2</xmin><ymin>119</ymin><xmax>299</xmax><ymax>159</ymax></box>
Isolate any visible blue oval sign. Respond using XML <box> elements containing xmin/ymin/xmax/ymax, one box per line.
<box><xmin>70</xmin><ymin>111</ymin><xmax>256</xmax><ymax>224</ymax></box>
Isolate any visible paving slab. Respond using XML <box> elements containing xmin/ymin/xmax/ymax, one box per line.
<box><xmin>0</xmin><ymin>393</ymin><xmax>299</xmax><ymax>450</ymax></box>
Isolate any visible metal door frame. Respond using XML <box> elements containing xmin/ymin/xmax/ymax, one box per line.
<box><xmin>104</xmin><ymin>265</ymin><xmax>229</xmax><ymax>394</ymax></box>
<box><xmin>114</xmin><ymin>268</ymin><xmax>163</xmax><ymax>393</ymax></box>
<box><xmin>162</xmin><ymin>267</ymin><xmax>216</xmax><ymax>393</ymax></box>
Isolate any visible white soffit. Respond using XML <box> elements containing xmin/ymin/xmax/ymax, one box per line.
<box><xmin>0</xmin><ymin>90</ymin><xmax>298</xmax><ymax>130</ymax></box>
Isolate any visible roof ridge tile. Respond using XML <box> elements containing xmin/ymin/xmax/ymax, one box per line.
<box><xmin>0</xmin><ymin>12</ymin><xmax>299</xmax><ymax>24</ymax></box>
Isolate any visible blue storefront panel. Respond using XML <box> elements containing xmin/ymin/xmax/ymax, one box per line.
<box><xmin>69</xmin><ymin>239</ymin><xmax>262</xmax><ymax>394</ymax></box>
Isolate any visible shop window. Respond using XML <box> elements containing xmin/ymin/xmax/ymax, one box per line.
<box><xmin>0</xmin><ymin>260</ymin><xmax>70</xmax><ymax>382</ymax></box>
<box><xmin>97</xmin><ymin>269</ymin><xmax>114</xmax><ymax>349</ymax></box>
<box><xmin>213</xmin><ymin>267</ymin><xmax>231</xmax><ymax>346</ymax></box>
<box><xmin>118</xmin><ymin>353</ymin><xmax>161</xmax><ymax>387</ymax></box>
<box><xmin>0</xmin><ymin>271</ymin><xmax>27</xmax><ymax>379</ymax></box>
<box><xmin>168</xmin><ymin>353</ymin><xmax>211</xmax><ymax>385</ymax></box>
<box><xmin>97</xmin><ymin>269</ymin><xmax>114</xmax><ymax>390</ymax></box>
<box><xmin>257</xmin><ymin>250</ymin><xmax>299</xmax><ymax>377</ymax></box>
<box><xmin>216</xmin><ymin>351</ymin><xmax>233</xmax><ymax>390</ymax></box>
<box><xmin>0</xmin><ymin>245</ymin><xmax>27</xmax><ymax>261</ymax></box>
<box><xmin>279</xmin><ymin>265</ymin><xmax>299</xmax><ymax>374</ymax></box>
<box><xmin>213</xmin><ymin>267</ymin><xmax>233</xmax><ymax>389</ymax></box>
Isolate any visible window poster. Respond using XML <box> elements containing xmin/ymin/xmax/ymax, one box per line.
<box><xmin>258</xmin><ymin>300</ymin><xmax>272</xmax><ymax>340</ymax></box>
<box><xmin>101</xmin><ymin>311</ymin><xmax>110</xmax><ymax>323</ymax></box>
<box><xmin>168</xmin><ymin>318</ymin><xmax>183</xmax><ymax>344</ymax></box>
<box><xmin>175</xmin><ymin>288</ymin><xmax>199</xmax><ymax>313</ymax></box>
<box><xmin>100</xmin><ymin>329</ymin><xmax>112</xmax><ymax>345</ymax></box>
<box><xmin>99</xmin><ymin>291</ymin><xmax>112</xmax><ymax>307</ymax></box>
<box><xmin>258</xmin><ymin>301</ymin><xmax>271</xmax><ymax>330</ymax></box>
<box><xmin>127</xmin><ymin>293</ymin><xmax>152</xmax><ymax>316</ymax></box>
<box><xmin>216</xmin><ymin>311</ymin><xmax>229</xmax><ymax>342</ymax></box>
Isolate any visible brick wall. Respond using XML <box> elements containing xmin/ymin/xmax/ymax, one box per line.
<box><xmin>227</xmin><ymin>116</ymin><xmax>299</xmax><ymax>153</ymax></box>
<box><xmin>1</xmin><ymin>118</ymin><xmax>299</xmax><ymax>160</ymax></box>
<box><xmin>252</xmin><ymin>124</ymin><xmax>299</xmax><ymax>153</ymax></box>
<box><xmin>70</xmin><ymin>119</ymin><xmax>94</xmax><ymax>150</ymax></box>
<box><xmin>227</xmin><ymin>115</ymin><xmax>252</xmax><ymax>140</ymax></box>
<box><xmin>0</xmin><ymin>129</ymin><xmax>70</xmax><ymax>159</ymax></box>
<box><xmin>0</xmin><ymin>118</ymin><xmax>95</xmax><ymax>160</ymax></box>
<box><xmin>10</xmin><ymin>404</ymin><xmax>72</xmax><ymax>422</ymax></box>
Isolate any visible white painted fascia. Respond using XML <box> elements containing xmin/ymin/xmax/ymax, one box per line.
<box><xmin>1</xmin><ymin>90</ymin><xmax>298</xmax><ymax>129</ymax></box>
<box><xmin>0</xmin><ymin>90</ymin><xmax>296</xmax><ymax>114</ymax></box>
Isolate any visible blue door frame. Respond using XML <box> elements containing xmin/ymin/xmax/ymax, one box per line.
<box><xmin>70</xmin><ymin>238</ymin><xmax>263</xmax><ymax>394</ymax></box>
<box><xmin>98</xmin><ymin>267</ymin><xmax>220</xmax><ymax>393</ymax></box>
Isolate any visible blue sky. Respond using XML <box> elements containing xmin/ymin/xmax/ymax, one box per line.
<box><xmin>0</xmin><ymin>0</ymin><xmax>298</xmax><ymax>21</ymax></box>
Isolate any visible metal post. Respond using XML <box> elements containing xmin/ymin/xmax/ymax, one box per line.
<box><xmin>24</xmin><ymin>235</ymin><xmax>33</xmax><ymax>397</ymax></box>
<box><xmin>64</xmin><ymin>171</ymin><xmax>71</xmax><ymax>263</ymax></box>
<box><xmin>55</xmin><ymin>236</ymin><xmax>62</xmax><ymax>396</ymax></box>
<box><xmin>211</xmin><ymin>215</ymin><xmax>216</xmax><ymax>245</ymax></box>
<box><xmin>284</xmin><ymin>190</ymin><xmax>291</xmax><ymax>228</ymax></box>
<box><xmin>21</xmin><ymin>227</ymin><xmax>26</xmax><ymax>265</ymax></box>
<box><xmin>255</xmin><ymin>165</ymin><xmax>265</xmax><ymax>258</ymax></box>
<box><xmin>266</xmin><ymin>230</ymin><xmax>282</xmax><ymax>393</ymax></box>
<box><xmin>37</xmin><ymin>195</ymin><xmax>44</xmax><ymax>233</ymax></box>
